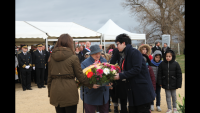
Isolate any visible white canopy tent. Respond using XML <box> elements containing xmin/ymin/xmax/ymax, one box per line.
<box><xmin>97</xmin><ymin>19</ymin><xmax>146</xmax><ymax>51</ymax></box>
<box><xmin>16</xmin><ymin>21</ymin><xmax>102</xmax><ymax>51</ymax></box>
<box><xmin>26</xmin><ymin>21</ymin><xmax>102</xmax><ymax>50</ymax></box>
<box><xmin>15</xmin><ymin>21</ymin><xmax>48</xmax><ymax>48</ymax></box>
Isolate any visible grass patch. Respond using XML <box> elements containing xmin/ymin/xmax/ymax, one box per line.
<box><xmin>176</xmin><ymin>54</ymin><xmax>185</xmax><ymax>73</ymax></box>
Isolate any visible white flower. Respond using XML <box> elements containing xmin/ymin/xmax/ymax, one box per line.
<box><xmin>112</xmin><ymin>70</ymin><xmax>117</xmax><ymax>74</ymax></box>
<box><xmin>103</xmin><ymin>68</ymin><xmax>110</xmax><ymax>75</ymax></box>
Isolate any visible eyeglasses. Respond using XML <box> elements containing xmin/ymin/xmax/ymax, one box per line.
<box><xmin>116</xmin><ymin>43</ymin><xmax>121</xmax><ymax>47</ymax></box>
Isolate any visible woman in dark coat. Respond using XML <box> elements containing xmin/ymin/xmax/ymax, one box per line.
<box><xmin>110</xmin><ymin>48</ymin><xmax>128</xmax><ymax>113</ymax></box>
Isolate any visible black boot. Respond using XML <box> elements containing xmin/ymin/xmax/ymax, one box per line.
<box><xmin>114</xmin><ymin>106</ymin><xmax>118</xmax><ymax>113</ymax></box>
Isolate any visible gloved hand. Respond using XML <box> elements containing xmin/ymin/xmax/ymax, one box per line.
<box><xmin>33</xmin><ymin>67</ymin><xmax>35</xmax><ymax>70</ymax></box>
<box><xmin>25</xmin><ymin>65</ymin><xmax>30</xmax><ymax>69</ymax></box>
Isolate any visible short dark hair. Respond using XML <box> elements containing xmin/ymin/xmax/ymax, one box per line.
<box><xmin>115</xmin><ymin>33</ymin><xmax>131</xmax><ymax>45</ymax></box>
<box><xmin>155</xmin><ymin>42</ymin><xmax>160</xmax><ymax>45</ymax></box>
<box><xmin>164</xmin><ymin>43</ymin><xmax>167</xmax><ymax>45</ymax></box>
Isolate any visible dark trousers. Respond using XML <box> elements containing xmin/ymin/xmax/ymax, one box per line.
<box><xmin>129</xmin><ymin>103</ymin><xmax>151</xmax><ymax>113</ymax></box>
<box><xmin>21</xmin><ymin>71</ymin><xmax>31</xmax><ymax>90</ymax></box>
<box><xmin>84</xmin><ymin>101</ymin><xmax>109</xmax><ymax>113</ymax></box>
<box><xmin>120</xmin><ymin>98</ymin><xmax>128</xmax><ymax>113</ymax></box>
<box><xmin>151</xmin><ymin>83</ymin><xmax>161</xmax><ymax>106</ymax></box>
<box><xmin>111</xmin><ymin>89</ymin><xmax>128</xmax><ymax>112</ymax></box>
<box><xmin>36</xmin><ymin>68</ymin><xmax>45</xmax><ymax>87</ymax></box>
<box><xmin>17</xmin><ymin>67</ymin><xmax>21</xmax><ymax>83</ymax></box>
<box><xmin>55</xmin><ymin>104</ymin><xmax>77</xmax><ymax>113</ymax></box>
<box><xmin>31</xmin><ymin>70</ymin><xmax>37</xmax><ymax>84</ymax></box>
<box><xmin>44</xmin><ymin>67</ymin><xmax>48</xmax><ymax>84</ymax></box>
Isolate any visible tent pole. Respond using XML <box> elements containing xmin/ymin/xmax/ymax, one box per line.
<box><xmin>46</xmin><ymin>37</ymin><xmax>48</xmax><ymax>51</ymax></box>
<box><xmin>100</xmin><ymin>34</ymin><xmax>102</xmax><ymax>45</ymax></box>
<box><xmin>104</xmin><ymin>34</ymin><xmax>106</xmax><ymax>54</ymax></box>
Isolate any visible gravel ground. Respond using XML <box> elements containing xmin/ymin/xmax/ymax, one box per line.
<box><xmin>15</xmin><ymin>73</ymin><xmax>185</xmax><ymax>113</ymax></box>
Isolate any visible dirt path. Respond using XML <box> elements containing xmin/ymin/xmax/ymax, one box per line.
<box><xmin>15</xmin><ymin>73</ymin><xmax>185</xmax><ymax>113</ymax></box>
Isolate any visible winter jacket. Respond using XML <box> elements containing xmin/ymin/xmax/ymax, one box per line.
<box><xmin>157</xmin><ymin>49</ymin><xmax>182</xmax><ymax>89</ymax></box>
<box><xmin>150</xmin><ymin>50</ymin><xmax>162</xmax><ymax>83</ymax></box>
<box><xmin>142</xmin><ymin>54</ymin><xmax>156</xmax><ymax>91</ymax></box>
<box><xmin>77</xmin><ymin>51</ymin><xmax>85</xmax><ymax>63</ymax></box>
<box><xmin>47</xmin><ymin>47</ymin><xmax>93</xmax><ymax>107</ymax></box>
<box><xmin>148</xmin><ymin>66</ymin><xmax>156</xmax><ymax>90</ymax></box>
<box><xmin>118</xmin><ymin>44</ymin><xmax>155</xmax><ymax>106</ymax></box>
<box><xmin>80</xmin><ymin>56</ymin><xmax>109</xmax><ymax>105</ymax></box>
<box><xmin>149</xmin><ymin>54</ymin><xmax>153</xmax><ymax>61</ymax></box>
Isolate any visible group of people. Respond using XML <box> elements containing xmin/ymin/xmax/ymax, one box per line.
<box><xmin>15</xmin><ymin>33</ymin><xmax>182</xmax><ymax>113</ymax></box>
<box><xmin>15</xmin><ymin>44</ymin><xmax>52</xmax><ymax>91</ymax></box>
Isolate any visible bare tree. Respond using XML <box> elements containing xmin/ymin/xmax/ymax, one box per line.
<box><xmin>122</xmin><ymin>0</ymin><xmax>185</xmax><ymax>45</ymax></box>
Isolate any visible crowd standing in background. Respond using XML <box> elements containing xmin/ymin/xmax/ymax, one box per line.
<box><xmin>152</xmin><ymin>42</ymin><xmax>162</xmax><ymax>54</ymax></box>
<box><xmin>161</xmin><ymin>43</ymin><xmax>171</xmax><ymax>60</ymax></box>
<box><xmin>15</xmin><ymin>33</ymin><xmax>182</xmax><ymax>113</ymax></box>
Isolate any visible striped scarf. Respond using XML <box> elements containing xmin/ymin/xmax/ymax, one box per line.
<box><xmin>85</xmin><ymin>47</ymin><xmax>90</xmax><ymax>52</ymax></box>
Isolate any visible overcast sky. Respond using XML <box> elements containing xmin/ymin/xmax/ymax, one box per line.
<box><xmin>16</xmin><ymin>0</ymin><xmax>140</xmax><ymax>33</ymax></box>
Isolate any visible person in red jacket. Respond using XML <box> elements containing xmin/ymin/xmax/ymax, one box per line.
<box><xmin>139</xmin><ymin>44</ymin><xmax>153</xmax><ymax>61</ymax></box>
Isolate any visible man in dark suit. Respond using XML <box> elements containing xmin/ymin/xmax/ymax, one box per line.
<box><xmin>42</xmin><ymin>45</ymin><xmax>50</xmax><ymax>85</ymax></box>
<box><xmin>152</xmin><ymin>42</ymin><xmax>161</xmax><ymax>54</ymax></box>
<box><xmin>161</xmin><ymin>43</ymin><xmax>171</xmax><ymax>60</ymax></box>
<box><xmin>82</xmin><ymin>41</ymin><xmax>91</xmax><ymax>60</ymax></box>
<box><xmin>114</xmin><ymin>34</ymin><xmax>155</xmax><ymax>113</ymax></box>
<box><xmin>30</xmin><ymin>44</ymin><xmax>37</xmax><ymax>84</ymax></box>
<box><xmin>18</xmin><ymin>45</ymin><xmax>32</xmax><ymax>91</ymax></box>
<box><xmin>32</xmin><ymin>43</ymin><xmax>47</xmax><ymax>88</ymax></box>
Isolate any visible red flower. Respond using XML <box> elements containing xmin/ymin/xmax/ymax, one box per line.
<box><xmin>96</xmin><ymin>69</ymin><xmax>103</xmax><ymax>75</ymax></box>
<box><xmin>87</xmin><ymin>72</ymin><xmax>94</xmax><ymax>78</ymax></box>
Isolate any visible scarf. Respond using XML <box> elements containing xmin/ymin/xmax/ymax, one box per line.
<box><xmin>119</xmin><ymin>47</ymin><xmax>126</xmax><ymax>70</ymax></box>
<box><xmin>85</xmin><ymin>47</ymin><xmax>90</xmax><ymax>52</ymax></box>
<box><xmin>75</xmin><ymin>51</ymin><xmax>79</xmax><ymax>54</ymax></box>
<box><xmin>94</xmin><ymin>60</ymin><xmax>101</xmax><ymax>64</ymax></box>
<box><xmin>151</xmin><ymin>59</ymin><xmax>162</xmax><ymax>66</ymax></box>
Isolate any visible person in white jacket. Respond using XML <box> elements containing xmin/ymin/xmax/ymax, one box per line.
<box><xmin>15</xmin><ymin>55</ymin><xmax>19</xmax><ymax>80</ymax></box>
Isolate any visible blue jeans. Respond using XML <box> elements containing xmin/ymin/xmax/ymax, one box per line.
<box><xmin>151</xmin><ymin>83</ymin><xmax>161</xmax><ymax>106</ymax></box>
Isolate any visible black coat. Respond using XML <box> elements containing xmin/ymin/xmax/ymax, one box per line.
<box><xmin>18</xmin><ymin>52</ymin><xmax>32</xmax><ymax>72</ymax></box>
<box><xmin>152</xmin><ymin>46</ymin><xmax>161</xmax><ymax>54</ymax></box>
<box><xmin>43</xmin><ymin>50</ymin><xmax>50</xmax><ymax>68</ymax></box>
<box><xmin>109</xmin><ymin>48</ymin><xmax>127</xmax><ymax>101</ymax></box>
<box><xmin>157</xmin><ymin>50</ymin><xmax>182</xmax><ymax>89</ymax></box>
<box><xmin>118</xmin><ymin>44</ymin><xmax>155</xmax><ymax>106</ymax></box>
<box><xmin>77</xmin><ymin>51</ymin><xmax>85</xmax><ymax>63</ymax></box>
<box><xmin>82</xmin><ymin>48</ymin><xmax>90</xmax><ymax>56</ymax></box>
<box><xmin>32</xmin><ymin>50</ymin><xmax>47</xmax><ymax>68</ymax></box>
<box><xmin>161</xmin><ymin>46</ymin><xmax>171</xmax><ymax>59</ymax></box>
